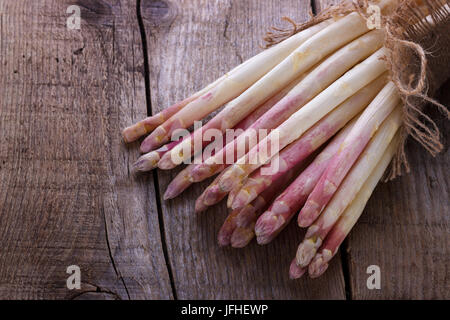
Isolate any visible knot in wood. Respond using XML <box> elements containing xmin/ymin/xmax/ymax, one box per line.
<box><xmin>141</xmin><ymin>0</ymin><xmax>177</xmax><ymax>27</ymax></box>
<box><xmin>75</xmin><ymin>0</ymin><xmax>117</xmax><ymax>28</ymax></box>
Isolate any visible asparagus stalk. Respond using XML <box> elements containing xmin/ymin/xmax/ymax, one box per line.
<box><xmin>194</xmin><ymin>169</ymin><xmax>232</xmax><ymax>212</ymax></box>
<box><xmin>228</xmin><ymin>149</ymin><xmax>309</xmax><ymax>211</ymax></box>
<box><xmin>125</xmin><ymin>46</ymin><xmax>280</xmax><ymax>144</ymax></box>
<box><xmin>123</xmin><ymin>31</ymin><xmax>292</xmax><ymax>144</ymax></box>
<box><xmin>308</xmin><ymin>134</ymin><xmax>401</xmax><ymax>278</ymax></box>
<box><xmin>218</xmin><ymin>48</ymin><xmax>388</xmax><ymax>193</ymax></box>
<box><xmin>158</xmin><ymin>74</ymin><xmax>307</xmax><ymax>170</ymax></box>
<box><xmin>218</xmin><ymin>197</ymin><xmax>265</xmax><ymax>248</ymax></box>
<box><xmin>122</xmin><ymin>74</ymin><xmax>225</xmax><ymax>143</ymax></box>
<box><xmin>154</xmin><ymin>64</ymin><xmax>299</xmax><ymax>177</ymax></box>
<box><xmin>217</xmin><ymin>207</ymin><xmax>241</xmax><ymax>246</ymax></box>
<box><xmin>219</xmin><ymin>161</ymin><xmax>301</xmax><ymax>247</ymax></box>
<box><xmin>230</xmin><ymin>73</ymin><xmax>387</xmax><ymax>210</ymax></box>
<box><xmin>254</xmin><ymin>116</ymin><xmax>358</xmax><ymax>245</ymax></box>
<box><xmin>296</xmin><ymin>107</ymin><xmax>402</xmax><ymax>268</ymax></box>
<box><xmin>298</xmin><ymin>81</ymin><xmax>400</xmax><ymax>227</ymax></box>
<box><xmin>289</xmin><ymin>259</ymin><xmax>307</xmax><ymax>279</ymax></box>
<box><xmin>227</xmin><ymin>183</ymin><xmax>243</xmax><ymax>208</ymax></box>
<box><xmin>123</xmin><ymin>0</ymin><xmax>395</xmax><ymax>146</ymax></box>
<box><xmin>191</xmin><ymin>75</ymin><xmax>304</xmax><ymax>182</ymax></box>
<box><xmin>216</xmin><ymin>12</ymin><xmax>371</xmax><ymax>133</ymax></box>
<box><xmin>139</xmin><ymin>20</ymin><xmax>336</xmax><ymax>152</ymax></box>
<box><xmin>194</xmin><ymin>190</ymin><xmax>211</xmax><ymax>213</ymax></box>
<box><xmin>162</xmin><ymin>79</ymin><xmax>290</xmax><ymax>199</ymax></box>
<box><xmin>192</xmin><ymin>30</ymin><xmax>384</xmax><ymax>181</ymax></box>
<box><xmin>133</xmin><ymin>138</ymin><xmax>184</xmax><ymax>172</ymax></box>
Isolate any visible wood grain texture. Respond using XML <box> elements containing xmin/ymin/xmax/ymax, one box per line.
<box><xmin>1</xmin><ymin>0</ymin><xmax>446</xmax><ymax>300</ymax></box>
<box><xmin>142</xmin><ymin>0</ymin><xmax>346</xmax><ymax>299</ymax></box>
<box><xmin>0</xmin><ymin>0</ymin><xmax>172</xmax><ymax>299</ymax></box>
<box><xmin>314</xmin><ymin>0</ymin><xmax>449</xmax><ymax>299</ymax></box>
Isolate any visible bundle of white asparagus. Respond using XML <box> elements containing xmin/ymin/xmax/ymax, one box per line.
<box><xmin>123</xmin><ymin>0</ymin><xmax>449</xmax><ymax>278</ymax></box>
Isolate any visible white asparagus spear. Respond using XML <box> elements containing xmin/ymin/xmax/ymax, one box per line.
<box><xmin>190</xmin><ymin>30</ymin><xmax>384</xmax><ymax>178</ymax></box>
<box><xmin>124</xmin><ymin>55</ymin><xmax>262</xmax><ymax>143</ymax></box>
<box><xmin>217</xmin><ymin>12</ymin><xmax>371</xmax><ymax>131</ymax></box>
<box><xmin>140</xmin><ymin>19</ymin><xmax>337</xmax><ymax>152</ymax></box>
<box><xmin>218</xmin><ymin>48</ymin><xmax>388</xmax><ymax>192</ymax></box>
<box><xmin>122</xmin><ymin>72</ymin><xmax>228</xmax><ymax>143</ymax></box>
<box><xmin>254</xmin><ymin>116</ymin><xmax>359</xmax><ymax>245</ymax></box>
<box><xmin>307</xmin><ymin>133</ymin><xmax>401</xmax><ymax>278</ymax></box>
<box><xmin>296</xmin><ymin>106</ymin><xmax>403</xmax><ymax>268</ymax></box>
<box><xmin>158</xmin><ymin>72</ymin><xmax>307</xmax><ymax>170</ymax></box>
<box><xmin>298</xmin><ymin>81</ymin><xmax>400</xmax><ymax>227</ymax></box>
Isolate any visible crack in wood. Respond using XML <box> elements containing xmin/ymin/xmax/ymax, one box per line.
<box><xmin>69</xmin><ymin>281</ymin><xmax>122</xmax><ymax>300</ymax></box>
<box><xmin>102</xmin><ymin>204</ymin><xmax>131</xmax><ymax>299</ymax></box>
<box><xmin>222</xmin><ymin>1</ymin><xmax>243</xmax><ymax>64</ymax></box>
<box><xmin>136</xmin><ymin>0</ymin><xmax>178</xmax><ymax>300</ymax></box>
<box><xmin>311</xmin><ymin>0</ymin><xmax>318</xmax><ymax>15</ymax></box>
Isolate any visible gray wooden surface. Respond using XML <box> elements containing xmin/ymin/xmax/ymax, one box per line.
<box><xmin>0</xmin><ymin>0</ymin><xmax>447</xmax><ymax>299</ymax></box>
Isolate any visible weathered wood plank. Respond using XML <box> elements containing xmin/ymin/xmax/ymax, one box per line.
<box><xmin>315</xmin><ymin>0</ymin><xmax>449</xmax><ymax>299</ymax></box>
<box><xmin>143</xmin><ymin>0</ymin><xmax>346</xmax><ymax>299</ymax></box>
<box><xmin>0</xmin><ymin>0</ymin><xmax>172</xmax><ymax>299</ymax></box>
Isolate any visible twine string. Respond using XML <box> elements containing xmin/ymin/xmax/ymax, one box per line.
<box><xmin>262</xmin><ymin>0</ymin><xmax>449</xmax><ymax>178</ymax></box>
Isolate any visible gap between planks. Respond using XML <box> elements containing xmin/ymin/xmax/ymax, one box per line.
<box><xmin>313</xmin><ymin>0</ymin><xmax>353</xmax><ymax>300</ymax></box>
<box><xmin>136</xmin><ymin>0</ymin><xmax>178</xmax><ymax>300</ymax></box>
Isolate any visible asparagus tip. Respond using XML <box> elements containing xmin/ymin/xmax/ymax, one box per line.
<box><xmin>255</xmin><ymin>212</ymin><xmax>285</xmax><ymax>245</ymax></box>
<box><xmin>122</xmin><ymin>122</ymin><xmax>148</xmax><ymax>144</ymax></box>
<box><xmin>122</xmin><ymin>129</ymin><xmax>133</xmax><ymax>144</ymax></box>
<box><xmin>139</xmin><ymin>143</ymin><xmax>151</xmax><ymax>154</ymax></box>
<box><xmin>194</xmin><ymin>197</ymin><xmax>209</xmax><ymax>213</ymax></box>
<box><xmin>163</xmin><ymin>187</ymin><xmax>176</xmax><ymax>200</ymax></box>
<box><xmin>132</xmin><ymin>152</ymin><xmax>160</xmax><ymax>172</ymax></box>
<box><xmin>203</xmin><ymin>186</ymin><xmax>224</xmax><ymax>206</ymax></box>
<box><xmin>157</xmin><ymin>153</ymin><xmax>177</xmax><ymax>170</ymax></box>
<box><xmin>234</xmin><ymin>205</ymin><xmax>256</xmax><ymax>228</ymax></box>
<box><xmin>289</xmin><ymin>259</ymin><xmax>306</xmax><ymax>280</ymax></box>
<box><xmin>140</xmin><ymin>126</ymin><xmax>167</xmax><ymax>153</ymax></box>
<box><xmin>219</xmin><ymin>166</ymin><xmax>245</xmax><ymax>192</ymax></box>
<box><xmin>296</xmin><ymin>237</ymin><xmax>322</xmax><ymax>268</ymax></box>
<box><xmin>308</xmin><ymin>249</ymin><xmax>332</xmax><ymax>278</ymax></box>
<box><xmin>190</xmin><ymin>164</ymin><xmax>210</xmax><ymax>182</ymax></box>
<box><xmin>226</xmin><ymin>190</ymin><xmax>236</xmax><ymax>208</ymax></box>
<box><xmin>218</xmin><ymin>210</ymin><xmax>239</xmax><ymax>247</ymax></box>
<box><xmin>298</xmin><ymin>200</ymin><xmax>321</xmax><ymax>227</ymax></box>
<box><xmin>230</xmin><ymin>227</ymin><xmax>254</xmax><ymax>248</ymax></box>
<box><xmin>217</xmin><ymin>232</ymin><xmax>231</xmax><ymax>247</ymax></box>
<box><xmin>230</xmin><ymin>189</ymin><xmax>251</xmax><ymax>210</ymax></box>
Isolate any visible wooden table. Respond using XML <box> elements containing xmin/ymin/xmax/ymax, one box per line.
<box><xmin>0</xmin><ymin>0</ymin><xmax>448</xmax><ymax>299</ymax></box>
